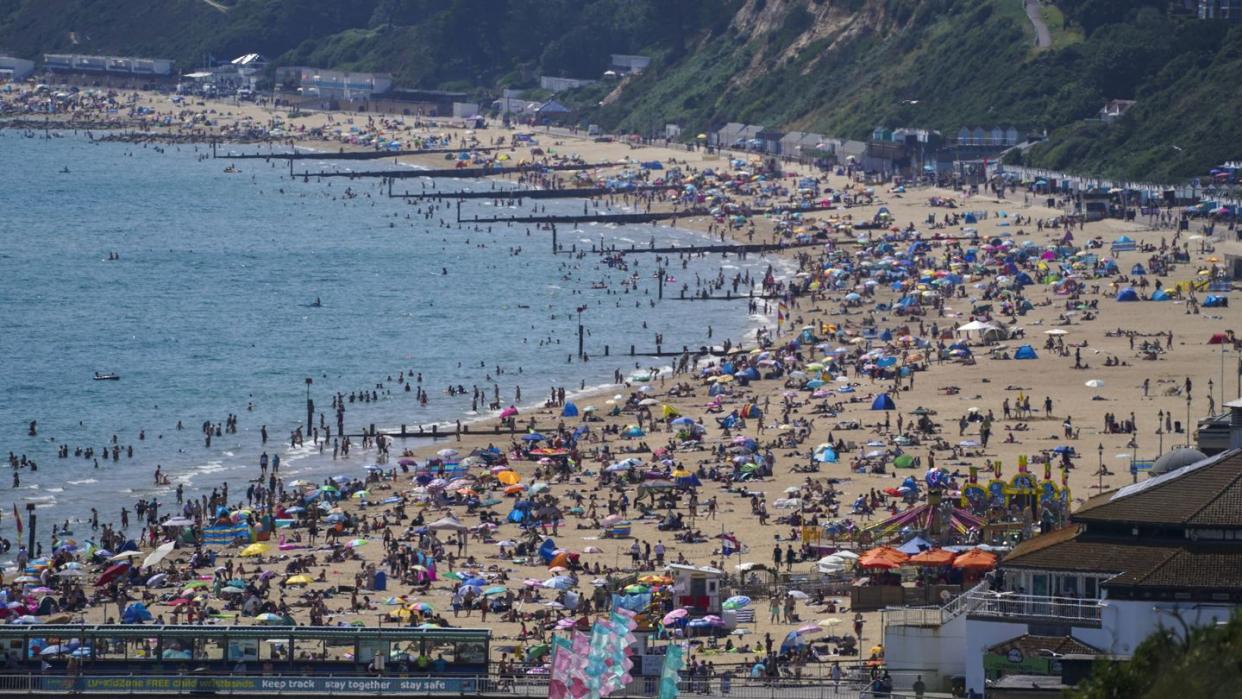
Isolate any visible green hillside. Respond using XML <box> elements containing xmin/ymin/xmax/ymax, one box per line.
<box><xmin>1</xmin><ymin>0</ymin><xmax>1239</xmax><ymax>181</ymax></box>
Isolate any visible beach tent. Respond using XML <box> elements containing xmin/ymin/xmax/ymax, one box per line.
<box><xmin>871</xmin><ymin>394</ymin><xmax>896</xmax><ymax>411</ymax></box>
<box><xmin>1208</xmin><ymin>333</ymin><xmax>1232</xmax><ymax>345</ymax></box>
<box><xmin>538</xmin><ymin>539</ymin><xmax>558</xmax><ymax>565</ymax></box>
<box><xmin>1116</xmin><ymin>288</ymin><xmax>1139</xmax><ymax>302</ymax></box>
<box><xmin>1111</xmin><ymin>236</ymin><xmax>1136</xmax><ymax>253</ymax></box>
<box><xmin>1130</xmin><ymin>263</ymin><xmax>1146</xmax><ymax>275</ymax></box>
<box><xmin>121</xmin><ymin>602</ymin><xmax>153</xmax><ymax>624</ymax></box>
<box><xmin>1014</xmin><ymin>345</ymin><xmax>1038</xmax><ymax>360</ymax></box>
<box><xmin>1151</xmin><ymin>288</ymin><xmax>1171</xmax><ymax>301</ymax></box>
<box><xmin>561</xmin><ymin>402</ymin><xmax>579</xmax><ymax>418</ymax></box>
<box><xmin>1204</xmin><ymin>295</ymin><xmax>1228</xmax><ymax>308</ymax></box>
<box><xmin>897</xmin><ymin>536</ymin><xmax>933</xmax><ymax>555</ymax></box>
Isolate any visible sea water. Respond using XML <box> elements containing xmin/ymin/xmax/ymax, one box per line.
<box><xmin>0</xmin><ymin>131</ymin><xmax>776</xmax><ymax>541</ymax></box>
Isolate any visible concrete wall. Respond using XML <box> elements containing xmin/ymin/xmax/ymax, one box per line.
<box><xmin>884</xmin><ymin>613</ymin><xmax>969</xmax><ymax>692</ymax></box>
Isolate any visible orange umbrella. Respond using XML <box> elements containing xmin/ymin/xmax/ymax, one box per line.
<box><xmin>504</xmin><ymin>484</ymin><xmax>526</xmax><ymax>495</ymax></box>
<box><xmin>858</xmin><ymin>546</ymin><xmax>909</xmax><ymax>569</ymax></box>
<box><xmin>909</xmin><ymin>549</ymin><xmax>956</xmax><ymax>567</ymax></box>
<box><xmin>496</xmin><ymin>470</ymin><xmax>520</xmax><ymax>486</ymax></box>
<box><xmin>952</xmin><ymin>549</ymin><xmax>997</xmax><ymax>571</ymax></box>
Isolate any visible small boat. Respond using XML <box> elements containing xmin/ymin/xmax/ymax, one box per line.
<box><xmin>93</xmin><ymin>373</ymin><xmax>120</xmax><ymax>381</ymax></box>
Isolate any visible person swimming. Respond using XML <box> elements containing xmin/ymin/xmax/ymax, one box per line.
<box><xmin>311</xmin><ymin>297</ymin><xmax>322</xmax><ymax>307</ymax></box>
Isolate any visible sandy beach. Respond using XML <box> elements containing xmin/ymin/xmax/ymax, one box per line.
<box><xmin>4</xmin><ymin>88</ymin><xmax>1239</xmax><ymax>684</ymax></box>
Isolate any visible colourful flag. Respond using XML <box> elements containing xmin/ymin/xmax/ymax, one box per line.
<box><xmin>658</xmin><ymin>643</ymin><xmax>686</xmax><ymax>699</ymax></box>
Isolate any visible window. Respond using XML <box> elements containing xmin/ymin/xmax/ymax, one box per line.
<box><xmin>1085</xmin><ymin>577</ymin><xmax>1098</xmax><ymax>599</ymax></box>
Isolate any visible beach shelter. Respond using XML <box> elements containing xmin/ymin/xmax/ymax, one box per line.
<box><xmin>1116</xmin><ymin>288</ymin><xmax>1139</xmax><ymax>302</ymax></box>
<box><xmin>561</xmin><ymin>402</ymin><xmax>579</xmax><ymax>417</ymax></box>
<box><xmin>858</xmin><ymin>547</ymin><xmax>909</xmax><ymax>569</ymax></box>
<box><xmin>1130</xmin><ymin>263</ymin><xmax>1146</xmax><ymax>275</ymax></box>
<box><xmin>1208</xmin><ymin>333</ymin><xmax>1232</xmax><ymax>345</ymax></box>
<box><xmin>1151</xmin><ymin>288</ymin><xmax>1171</xmax><ymax>301</ymax></box>
<box><xmin>1204</xmin><ymin>295</ymin><xmax>1228</xmax><ymax>308</ymax></box>
<box><xmin>871</xmin><ymin>393</ymin><xmax>896</xmax><ymax>411</ymax></box>
<box><xmin>1013</xmin><ymin>345</ymin><xmax>1038</xmax><ymax>360</ymax></box>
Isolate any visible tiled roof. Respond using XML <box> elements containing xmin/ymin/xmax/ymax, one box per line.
<box><xmin>987</xmin><ymin>634</ymin><xmax>1101</xmax><ymax>657</ymax></box>
<box><xmin>1072</xmin><ymin>449</ymin><xmax>1242</xmax><ymax>527</ymax></box>
<box><xmin>1004</xmin><ymin>532</ymin><xmax>1242</xmax><ymax>591</ymax></box>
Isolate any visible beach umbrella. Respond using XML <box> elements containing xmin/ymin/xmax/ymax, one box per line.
<box><xmin>162</xmin><ymin>517</ymin><xmax>194</xmax><ymax>527</ymax></box>
<box><xmin>797</xmin><ymin>624</ymin><xmax>823</xmax><ymax>635</ymax></box>
<box><xmin>543</xmin><ymin>576</ymin><xmax>574</xmax><ymax>590</ymax></box>
<box><xmin>437</xmin><ymin>448</ymin><xmax>460</xmax><ymax>459</ymax></box>
<box><xmin>787</xmin><ymin>590</ymin><xmax>810</xmax><ymax>601</ymax></box>
<box><xmin>143</xmin><ymin>541</ymin><xmax>177</xmax><ymax>570</ymax></box>
<box><xmin>254</xmin><ymin>613</ymin><xmax>286</xmax><ymax>625</ymax></box>
<box><xmin>722</xmin><ymin>595</ymin><xmax>751</xmax><ymax>610</ymax></box>
<box><xmin>1085</xmin><ymin>379</ymin><xmax>1104</xmax><ymax>388</ymax></box>
<box><xmin>95</xmin><ymin>562</ymin><xmax>130</xmax><ymax>587</ymax></box>
<box><xmin>239</xmin><ymin>543</ymin><xmax>269</xmax><ymax>557</ymax></box>
<box><xmin>662</xmin><ymin>608</ymin><xmax>689</xmax><ymax>625</ymax></box>
<box><xmin>285</xmin><ymin>575</ymin><xmax>314</xmax><ymax>586</ymax></box>
<box><xmin>818</xmin><ymin>617</ymin><xmax>842</xmax><ymax>628</ymax></box>
<box><xmin>953</xmin><ymin>549</ymin><xmax>998</xmax><ymax>572</ymax></box>
<box><xmin>217</xmin><ymin>586</ymin><xmax>244</xmax><ymax>596</ymax></box>
<box><xmin>109</xmin><ymin>551</ymin><xmax>144</xmax><ymax>562</ymax></box>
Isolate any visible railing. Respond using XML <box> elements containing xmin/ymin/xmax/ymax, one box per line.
<box><xmin>883</xmin><ymin>579</ymin><xmax>990</xmax><ymax>628</ymax></box>
<box><xmin>966</xmin><ymin>592</ymin><xmax>1104</xmax><ymax>624</ymax></box>
<box><xmin>0</xmin><ymin>672</ymin><xmax>877</xmax><ymax>698</ymax></box>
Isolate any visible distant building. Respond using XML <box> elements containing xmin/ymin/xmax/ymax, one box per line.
<box><xmin>711</xmin><ymin>122</ymin><xmax>763</xmax><ymax>149</ymax></box>
<box><xmin>1099</xmin><ymin>99</ymin><xmax>1137</xmax><ymax>123</ymax></box>
<box><xmin>955</xmin><ymin>126</ymin><xmax>1020</xmax><ymax>146</ymax></box>
<box><xmin>539</xmin><ymin>76</ymin><xmax>597</xmax><ymax>93</ymax></box>
<box><xmin>451</xmin><ymin>102</ymin><xmax>480</xmax><ymax>118</ymax></box>
<box><xmin>609</xmin><ymin>54</ymin><xmax>650</xmax><ymax>74</ymax></box>
<box><xmin>276</xmin><ymin>67</ymin><xmax>391</xmax><ymax>100</ymax></box>
<box><xmin>1199</xmin><ymin>0</ymin><xmax>1242</xmax><ymax>20</ymax></box>
<box><xmin>44</xmin><ymin>53</ymin><xmax>174</xmax><ymax>77</ymax></box>
<box><xmin>0</xmin><ymin>56</ymin><xmax>34</xmax><ymax>81</ymax></box>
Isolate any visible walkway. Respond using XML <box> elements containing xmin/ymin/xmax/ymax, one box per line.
<box><xmin>1024</xmin><ymin>0</ymin><xmax>1052</xmax><ymax>48</ymax></box>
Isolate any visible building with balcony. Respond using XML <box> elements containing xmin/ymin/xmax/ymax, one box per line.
<box><xmin>43</xmin><ymin>54</ymin><xmax>173</xmax><ymax>77</ymax></box>
<box><xmin>885</xmin><ymin>448</ymin><xmax>1242</xmax><ymax>696</ymax></box>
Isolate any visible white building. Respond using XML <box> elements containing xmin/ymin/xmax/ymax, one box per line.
<box><xmin>43</xmin><ymin>54</ymin><xmax>173</xmax><ymax>76</ymax></box>
<box><xmin>280</xmin><ymin>67</ymin><xmax>392</xmax><ymax>100</ymax></box>
<box><xmin>0</xmin><ymin>56</ymin><xmax>34</xmax><ymax>81</ymax></box>
<box><xmin>539</xmin><ymin>76</ymin><xmax>597</xmax><ymax>93</ymax></box>
<box><xmin>885</xmin><ymin>448</ymin><xmax>1242</xmax><ymax>696</ymax></box>
<box><xmin>609</xmin><ymin>54</ymin><xmax>651</xmax><ymax>74</ymax></box>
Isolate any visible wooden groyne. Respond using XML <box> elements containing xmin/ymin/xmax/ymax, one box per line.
<box><xmin>388</xmin><ymin>184</ymin><xmax>668</xmax><ymax>200</ymax></box>
<box><xmin>216</xmin><ymin>145</ymin><xmax>510</xmax><ymax>160</ymax></box>
<box><xmin>556</xmin><ymin>240</ymin><xmax>825</xmax><ymax>256</ymax></box>
<box><xmin>460</xmin><ymin>203</ymin><xmax>839</xmax><ymax>226</ymax></box>
<box><xmin>293</xmin><ymin>161</ymin><xmax>626</xmax><ymax>180</ymax></box>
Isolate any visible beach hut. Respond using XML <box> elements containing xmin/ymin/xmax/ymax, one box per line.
<box><xmin>871</xmin><ymin>393</ymin><xmax>896</xmax><ymax>411</ymax></box>
<box><xmin>1013</xmin><ymin>345</ymin><xmax>1038</xmax><ymax>360</ymax></box>
<box><xmin>1116</xmin><ymin>288</ymin><xmax>1139</xmax><ymax>302</ymax></box>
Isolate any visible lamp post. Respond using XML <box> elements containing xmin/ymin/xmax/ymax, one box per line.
<box><xmin>1097</xmin><ymin>443</ymin><xmax>1104</xmax><ymax>493</ymax></box>
<box><xmin>1186</xmin><ymin>392</ymin><xmax>1192</xmax><ymax>447</ymax></box>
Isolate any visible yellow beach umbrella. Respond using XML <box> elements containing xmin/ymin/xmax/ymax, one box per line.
<box><xmin>239</xmin><ymin>543</ymin><xmax>269</xmax><ymax>558</ymax></box>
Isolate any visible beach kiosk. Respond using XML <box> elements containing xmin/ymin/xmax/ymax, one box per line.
<box><xmin>665</xmin><ymin>563</ymin><xmax>724</xmax><ymax>615</ymax></box>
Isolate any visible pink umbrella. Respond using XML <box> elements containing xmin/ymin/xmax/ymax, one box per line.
<box><xmin>797</xmin><ymin>624</ymin><xmax>823</xmax><ymax>635</ymax></box>
<box><xmin>662</xmin><ymin>609</ymin><xmax>688</xmax><ymax>625</ymax></box>
<box><xmin>500</xmin><ymin>406</ymin><xmax>519</xmax><ymax>419</ymax></box>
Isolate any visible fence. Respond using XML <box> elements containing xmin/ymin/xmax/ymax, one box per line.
<box><xmin>0</xmin><ymin>672</ymin><xmax>887</xmax><ymax>698</ymax></box>
<box><xmin>966</xmin><ymin>592</ymin><xmax>1104</xmax><ymax>624</ymax></box>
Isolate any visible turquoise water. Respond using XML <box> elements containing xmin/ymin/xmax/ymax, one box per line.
<box><xmin>0</xmin><ymin>131</ymin><xmax>769</xmax><ymax>537</ymax></box>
